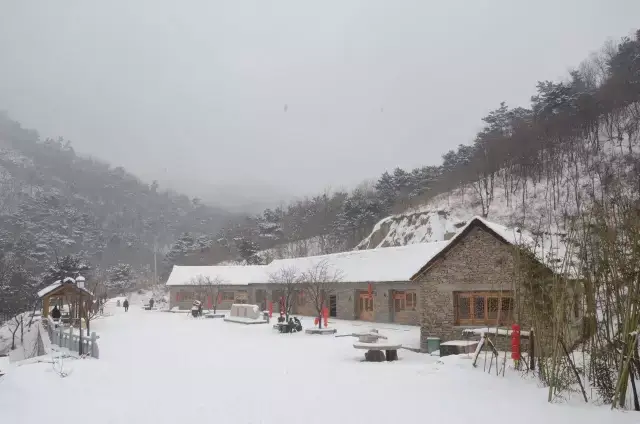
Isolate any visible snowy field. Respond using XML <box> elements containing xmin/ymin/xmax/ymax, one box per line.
<box><xmin>0</xmin><ymin>302</ymin><xmax>636</xmax><ymax>424</ymax></box>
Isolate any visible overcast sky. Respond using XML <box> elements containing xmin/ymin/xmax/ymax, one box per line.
<box><xmin>1</xmin><ymin>0</ymin><xmax>639</xmax><ymax>210</ymax></box>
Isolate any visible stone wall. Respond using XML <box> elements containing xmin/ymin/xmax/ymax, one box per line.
<box><xmin>414</xmin><ymin>226</ymin><xmax>526</xmax><ymax>352</ymax></box>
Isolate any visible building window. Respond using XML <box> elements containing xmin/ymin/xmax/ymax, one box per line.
<box><xmin>454</xmin><ymin>291</ymin><xmax>514</xmax><ymax>326</ymax></box>
<box><xmin>222</xmin><ymin>291</ymin><xmax>235</xmax><ymax>301</ymax></box>
<box><xmin>179</xmin><ymin>291</ymin><xmax>194</xmax><ymax>302</ymax></box>
<box><xmin>359</xmin><ymin>296</ymin><xmax>373</xmax><ymax>312</ymax></box>
<box><xmin>393</xmin><ymin>291</ymin><xmax>417</xmax><ymax>312</ymax></box>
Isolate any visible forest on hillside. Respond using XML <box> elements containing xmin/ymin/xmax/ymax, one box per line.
<box><xmin>0</xmin><ymin>114</ymin><xmax>235</xmax><ymax>318</ymax></box>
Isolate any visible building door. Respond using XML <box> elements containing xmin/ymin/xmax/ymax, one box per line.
<box><xmin>255</xmin><ymin>290</ymin><xmax>266</xmax><ymax>310</ymax></box>
<box><xmin>329</xmin><ymin>295</ymin><xmax>337</xmax><ymax>317</ymax></box>
<box><xmin>357</xmin><ymin>292</ymin><xmax>374</xmax><ymax>321</ymax></box>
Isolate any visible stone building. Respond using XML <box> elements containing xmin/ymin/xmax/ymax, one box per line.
<box><xmin>166</xmin><ymin>215</ymin><xmax>582</xmax><ymax>351</ymax></box>
<box><xmin>411</xmin><ymin>216</ymin><xmax>582</xmax><ymax>352</ymax></box>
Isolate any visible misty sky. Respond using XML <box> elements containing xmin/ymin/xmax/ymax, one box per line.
<box><xmin>1</xmin><ymin>1</ymin><xmax>639</xmax><ymax>210</ymax></box>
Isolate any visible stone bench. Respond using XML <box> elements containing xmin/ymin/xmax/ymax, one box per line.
<box><xmin>353</xmin><ymin>341</ymin><xmax>402</xmax><ymax>362</ymax></box>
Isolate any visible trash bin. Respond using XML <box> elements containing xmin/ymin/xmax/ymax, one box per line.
<box><xmin>426</xmin><ymin>337</ymin><xmax>441</xmax><ymax>354</ymax></box>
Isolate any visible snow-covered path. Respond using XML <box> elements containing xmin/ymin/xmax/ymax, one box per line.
<box><xmin>0</xmin><ymin>304</ymin><xmax>636</xmax><ymax>424</ymax></box>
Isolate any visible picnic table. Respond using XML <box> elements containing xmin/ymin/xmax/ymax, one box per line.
<box><xmin>338</xmin><ymin>330</ymin><xmax>401</xmax><ymax>362</ymax></box>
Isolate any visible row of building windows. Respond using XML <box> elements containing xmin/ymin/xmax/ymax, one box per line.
<box><xmin>176</xmin><ymin>288</ymin><xmax>533</xmax><ymax>327</ymax></box>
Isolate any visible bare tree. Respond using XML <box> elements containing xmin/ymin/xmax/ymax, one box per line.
<box><xmin>301</xmin><ymin>259</ymin><xmax>343</xmax><ymax>329</ymax></box>
<box><xmin>192</xmin><ymin>275</ymin><xmax>224</xmax><ymax>313</ymax></box>
<box><xmin>268</xmin><ymin>266</ymin><xmax>301</xmax><ymax>320</ymax></box>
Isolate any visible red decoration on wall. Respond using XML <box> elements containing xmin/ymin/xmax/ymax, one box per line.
<box><xmin>207</xmin><ymin>296</ymin><xmax>212</xmax><ymax>309</ymax></box>
<box><xmin>511</xmin><ymin>324</ymin><xmax>521</xmax><ymax>361</ymax></box>
<box><xmin>268</xmin><ymin>301</ymin><xmax>273</xmax><ymax>318</ymax></box>
<box><xmin>322</xmin><ymin>306</ymin><xmax>329</xmax><ymax>327</ymax></box>
<box><xmin>368</xmin><ymin>283</ymin><xmax>373</xmax><ymax>299</ymax></box>
<box><xmin>217</xmin><ymin>292</ymin><xmax>222</xmax><ymax>304</ymax></box>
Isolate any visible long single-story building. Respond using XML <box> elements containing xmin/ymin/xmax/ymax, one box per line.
<box><xmin>166</xmin><ymin>240</ymin><xmax>448</xmax><ymax>325</ymax></box>
<box><xmin>165</xmin><ymin>216</ymin><xmax>583</xmax><ymax>350</ymax></box>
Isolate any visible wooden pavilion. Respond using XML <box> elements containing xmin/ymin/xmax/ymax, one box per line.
<box><xmin>39</xmin><ymin>276</ymin><xmax>94</xmax><ymax>330</ymax></box>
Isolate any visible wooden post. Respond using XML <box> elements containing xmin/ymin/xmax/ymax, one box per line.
<box><xmin>67</xmin><ymin>325</ymin><xmax>73</xmax><ymax>350</ymax></box>
<box><xmin>43</xmin><ymin>296</ymin><xmax>50</xmax><ymax>318</ymax></box>
<box><xmin>90</xmin><ymin>332</ymin><xmax>97</xmax><ymax>358</ymax></box>
<box><xmin>78</xmin><ymin>294</ymin><xmax>83</xmax><ymax>356</ymax></box>
<box><xmin>529</xmin><ymin>329</ymin><xmax>536</xmax><ymax>371</ymax></box>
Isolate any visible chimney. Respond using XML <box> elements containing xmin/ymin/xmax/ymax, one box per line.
<box><xmin>76</xmin><ymin>275</ymin><xmax>85</xmax><ymax>289</ymax></box>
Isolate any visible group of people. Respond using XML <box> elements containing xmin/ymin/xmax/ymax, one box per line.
<box><xmin>116</xmin><ymin>298</ymin><xmax>130</xmax><ymax>311</ymax></box>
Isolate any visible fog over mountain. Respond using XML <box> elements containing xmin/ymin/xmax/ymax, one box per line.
<box><xmin>2</xmin><ymin>1</ymin><xmax>639</xmax><ymax>211</ymax></box>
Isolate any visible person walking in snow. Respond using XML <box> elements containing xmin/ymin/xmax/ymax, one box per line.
<box><xmin>149</xmin><ymin>298</ymin><xmax>154</xmax><ymax>309</ymax></box>
<box><xmin>123</xmin><ymin>299</ymin><xmax>129</xmax><ymax>312</ymax></box>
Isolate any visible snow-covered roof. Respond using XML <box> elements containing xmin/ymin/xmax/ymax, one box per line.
<box><xmin>466</xmin><ymin>216</ymin><xmax>573</xmax><ymax>274</ymax></box>
<box><xmin>267</xmin><ymin>241</ymin><xmax>449</xmax><ymax>283</ymax></box>
<box><xmin>37</xmin><ymin>282</ymin><xmax>63</xmax><ymax>298</ymax></box>
<box><xmin>166</xmin><ymin>216</ymin><xmax>574</xmax><ymax>289</ymax></box>
<box><xmin>165</xmin><ymin>265</ymin><xmax>269</xmax><ymax>286</ymax></box>
<box><xmin>37</xmin><ymin>280</ymin><xmax>93</xmax><ymax>298</ymax></box>
<box><xmin>411</xmin><ymin>215</ymin><xmax>575</xmax><ymax>278</ymax></box>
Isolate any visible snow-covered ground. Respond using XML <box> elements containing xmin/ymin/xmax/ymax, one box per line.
<box><xmin>0</xmin><ymin>301</ymin><xmax>636</xmax><ymax>424</ymax></box>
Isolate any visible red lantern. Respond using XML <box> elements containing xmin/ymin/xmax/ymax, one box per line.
<box><xmin>511</xmin><ymin>324</ymin><xmax>521</xmax><ymax>361</ymax></box>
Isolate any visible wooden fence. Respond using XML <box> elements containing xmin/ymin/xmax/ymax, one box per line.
<box><xmin>45</xmin><ymin>317</ymin><xmax>100</xmax><ymax>358</ymax></box>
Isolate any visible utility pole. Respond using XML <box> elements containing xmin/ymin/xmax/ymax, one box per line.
<box><xmin>153</xmin><ymin>236</ymin><xmax>158</xmax><ymax>287</ymax></box>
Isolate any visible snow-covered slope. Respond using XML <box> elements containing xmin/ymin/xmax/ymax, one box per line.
<box><xmin>358</xmin><ymin>136</ymin><xmax>636</xmax><ymax>253</ymax></box>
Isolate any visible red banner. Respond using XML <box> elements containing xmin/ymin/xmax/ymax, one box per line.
<box><xmin>217</xmin><ymin>292</ymin><xmax>222</xmax><ymax>305</ymax></box>
<box><xmin>176</xmin><ymin>292</ymin><xmax>180</xmax><ymax>302</ymax></box>
<box><xmin>207</xmin><ymin>296</ymin><xmax>212</xmax><ymax>309</ymax></box>
<box><xmin>511</xmin><ymin>324</ymin><xmax>521</xmax><ymax>360</ymax></box>
<box><xmin>368</xmin><ymin>283</ymin><xmax>373</xmax><ymax>299</ymax></box>
<box><xmin>322</xmin><ymin>306</ymin><xmax>329</xmax><ymax>327</ymax></box>
<box><xmin>268</xmin><ymin>301</ymin><xmax>273</xmax><ymax>318</ymax></box>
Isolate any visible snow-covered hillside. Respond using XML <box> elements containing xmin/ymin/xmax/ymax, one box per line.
<box><xmin>357</xmin><ymin>137</ymin><xmax>635</xmax><ymax>251</ymax></box>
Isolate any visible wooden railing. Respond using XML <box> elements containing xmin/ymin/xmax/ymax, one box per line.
<box><xmin>45</xmin><ymin>316</ymin><xmax>100</xmax><ymax>359</ymax></box>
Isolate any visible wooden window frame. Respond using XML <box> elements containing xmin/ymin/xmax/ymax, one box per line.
<box><xmin>454</xmin><ymin>291</ymin><xmax>514</xmax><ymax>326</ymax></box>
<box><xmin>358</xmin><ymin>293</ymin><xmax>374</xmax><ymax>312</ymax></box>
<box><xmin>393</xmin><ymin>291</ymin><xmax>417</xmax><ymax>312</ymax></box>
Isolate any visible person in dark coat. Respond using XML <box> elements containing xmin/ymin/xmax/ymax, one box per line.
<box><xmin>149</xmin><ymin>298</ymin><xmax>154</xmax><ymax>309</ymax></box>
<box><xmin>123</xmin><ymin>299</ymin><xmax>129</xmax><ymax>312</ymax></box>
<box><xmin>51</xmin><ymin>305</ymin><xmax>61</xmax><ymax>320</ymax></box>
